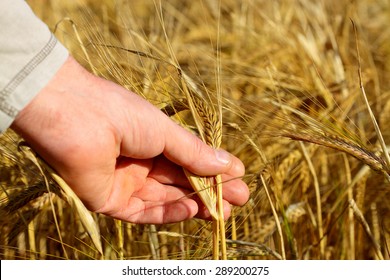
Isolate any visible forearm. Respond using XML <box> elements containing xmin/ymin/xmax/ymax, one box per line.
<box><xmin>0</xmin><ymin>0</ymin><xmax>68</xmax><ymax>132</ymax></box>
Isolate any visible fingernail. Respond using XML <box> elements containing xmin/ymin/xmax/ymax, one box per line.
<box><xmin>215</xmin><ymin>149</ymin><xmax>231</xmax><ymax>166</ymax></box>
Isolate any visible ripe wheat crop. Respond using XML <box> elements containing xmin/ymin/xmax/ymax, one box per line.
<box><xmin>1</xmin><ymin>0</ymin><xmax>390</xmax><ymax>260</ymax></box>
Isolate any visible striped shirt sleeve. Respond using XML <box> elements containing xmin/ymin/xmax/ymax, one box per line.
<box><xmin>0</xmin><ymin>0</ymin><xmax>68</xmax><ymax>132</ymax></box>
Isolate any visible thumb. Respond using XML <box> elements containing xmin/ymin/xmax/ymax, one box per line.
<box><xmin>163</xmin><ymin>120</ymin><xmax>245</xmax><ymax>177</ymax></box>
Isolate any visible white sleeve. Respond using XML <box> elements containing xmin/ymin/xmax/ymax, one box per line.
<box><xmin>0</xmin><ymin>0</ymin><xmax>68</xmax><ymax>132</ymax></box>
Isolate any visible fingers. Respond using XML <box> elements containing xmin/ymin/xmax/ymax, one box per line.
<box><xmin>148</xmin><ymin>155</ymin><xmax>191</xmax><ymax>188</ymax></box>
<box><xmin>220</xmin><ymin>174</ymin><xmax>250</xmax><ymax>206</ymax></box>
<box><xmin>99</xmin><ymin>171</ymin><xmax>249</xmax><ymax>224</ymax></box>
<box><xmin>149</xmin><ymin>155</ymin><xmax>250</xmax><ymax>206</ymax></box>
<box><xmin>195</xmin><ymin>199</ymin><xmax>232</xmax><ymax>220</ymax></box>
<box><xmin>191</xmin><ymin>175</ymin><xmax>249</xmax><ymax>220</ymax></box>
<box><xmin>106</xmin><ymin>187</ymin><xmax>242</xmax><ymax>224</ymax></box>
<box><xmin>111</xmin><ymin>196</ymin><xmax>199</xmax><ymax>224</ymax></box>
<box><xmin>162</xmin><ymin>120</ymin><xmax>245</xmax><ymax>178</ymax></box>
<box><xmin>102</xmin><ymin>178</ymin><xmax>199</xmax><ymax>224</ymax></box>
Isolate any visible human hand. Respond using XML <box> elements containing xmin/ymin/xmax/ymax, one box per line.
<box><xmin>11</xmin><ymin>56</ymin><xmax>249</xmax><ymax>224</ymax></box>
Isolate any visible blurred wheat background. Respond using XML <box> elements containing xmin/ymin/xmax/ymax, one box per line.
<box><xmin>1</xmin><ymin>0</ymin><xmax>390</xmax><ymax>260</ymax></box>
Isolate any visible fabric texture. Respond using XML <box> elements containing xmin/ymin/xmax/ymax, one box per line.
<box><xmin>0</xmin><ymin>0</ymin><xmax>68</xmax><ymax>132</ymax></box>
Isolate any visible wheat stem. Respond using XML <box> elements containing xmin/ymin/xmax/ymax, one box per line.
<box><xmin>216</xmin><ymin>174</ymin><xmax>227</xmax><ymax>259</ymax></box>
<box><xmin>352</xmin><ymin>20</ymin><xmax>390</xmax><ymax>170</ymax></box>
<box><xmin>54</xmin><ymin>18</ymin><xmax>98</xmax><ymax>75</ymax></box>
<box><xmin>349</xmin><ymin>199</ymin><xmax>384</xmax><ymax>260</ymax></box>
<box><xmin>260</xmin><ymin>174</ymin><xmax>286</xmax><ymax>260</ymax></box>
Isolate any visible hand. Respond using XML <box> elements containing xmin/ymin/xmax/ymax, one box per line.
<box><xmin>11</xmin><ymin>56</ymin><xmax>249</xmax><ymax>224</ymax></box>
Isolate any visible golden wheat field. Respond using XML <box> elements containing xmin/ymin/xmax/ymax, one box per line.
<box><xmin>1</xmin><ymin>0</ymin><xmax>390</xmax><ymax>260</ymax></box>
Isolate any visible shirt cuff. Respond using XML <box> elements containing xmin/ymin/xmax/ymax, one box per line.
<box><xmin>0</xmin><ymin>37</ymin><xmax>68</xmax><ymax>132</ymax></box>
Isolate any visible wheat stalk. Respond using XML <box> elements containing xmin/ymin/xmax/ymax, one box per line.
<box><xmin>349</xmin><ymin>199</ymin><xmax>384</xmax><ymax>260</ymax></box>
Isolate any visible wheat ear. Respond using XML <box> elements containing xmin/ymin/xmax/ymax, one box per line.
<box><xmin>179</xmin><ymin>73</ymin><xmax>226</xmax><ymax>259</ymax></box>
<box><xmin>283</xmin><ymin>132</ymin><xmax>389</xmax><ymax>178</ymax></box>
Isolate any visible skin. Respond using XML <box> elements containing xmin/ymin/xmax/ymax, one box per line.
<box><xmin>11</xmin><ymin>55</ymin><xmax>249</xmax><ymax>224</ymax></box>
